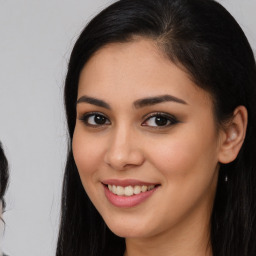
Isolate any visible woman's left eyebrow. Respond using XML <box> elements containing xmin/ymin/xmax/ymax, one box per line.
<box><xmin>134</xmin><ymin>94</ymin><xmax>188</xmax><ymax>108</ymax></box>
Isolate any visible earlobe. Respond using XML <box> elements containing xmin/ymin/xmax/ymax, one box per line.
<box><xmin>218</xmin><ymin>106</ymin><xmax>248</xmax><ymax>164</ymax></box>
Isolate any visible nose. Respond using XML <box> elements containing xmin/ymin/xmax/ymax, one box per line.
<box><xmin>104</xmin><ymin>126</ymin><xmax>145</xmax><ymax>170</ymax></box>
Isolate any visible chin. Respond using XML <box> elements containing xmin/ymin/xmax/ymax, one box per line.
<box><xmin>109</xmin><ymin>227</ymin><xmax>146</xmax><ymax>239</ymax></box>
<box><xmin>104</xmin><ymin>217</ymin><xmax>154</xmax><ymax>239</ymax></box>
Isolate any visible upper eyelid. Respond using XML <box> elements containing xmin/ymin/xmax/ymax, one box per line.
<box><xmin>142</xmin><ymin>112</ymin><xmax>177</xmax><ymax>120</ymax></box>
<box><xmin>78</xmin><ymin>111</ymin><xmax>109</xmax><ymax>118</ymax></box>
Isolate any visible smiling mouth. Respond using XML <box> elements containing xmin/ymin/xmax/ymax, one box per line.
<box><xmin>106</xmin><ymin>184</ymin><xmax>159</xmax><ymax>197</ymax></box>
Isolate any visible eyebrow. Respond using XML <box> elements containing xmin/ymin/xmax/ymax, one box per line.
<box><xmin>76</xmin><ymin>94</ymin><xmax>187</xmax><ymax>109</ymax></box>
<box><xmin>76</xmin><ymin>96</ymin><xmax>111</xmax><ymax>109</ymax></box>
<box><xmin>134</xmin><ymin>94</ymin><xmax>187</xmax><ymax>108</ymax></box>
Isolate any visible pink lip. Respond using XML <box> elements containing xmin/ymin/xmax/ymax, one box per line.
<box><xmin>102</xmin><ymin>181</ymin><xmax>160</xmax><ymax>208</ymax></box>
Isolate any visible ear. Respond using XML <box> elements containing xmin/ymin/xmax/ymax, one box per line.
<box><xmin>218</xmin><ymin>106</ymin><xmax>248</xmax><ymax>164</ymax></box>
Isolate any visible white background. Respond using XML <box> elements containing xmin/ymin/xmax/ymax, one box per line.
<box><xmin>0</xmin><ymin>1</ymin><xmax>255</xmax><ymax>255</ymax></box>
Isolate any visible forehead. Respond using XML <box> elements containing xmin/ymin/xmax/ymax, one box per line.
<box><xmin>78</xmin><ymin>39</ymin><xmax>212</xmax><ymax>108</ymax></box>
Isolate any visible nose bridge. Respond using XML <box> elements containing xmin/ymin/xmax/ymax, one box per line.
<box><xmin>112</xmin><ymin>123</ymin><xmax>130</xmax><ymax>151</ymax></box>
<box><xmin>104</xmin><ymin>122</ymin><xmax>144</xmax><ymax>170</ymax></box>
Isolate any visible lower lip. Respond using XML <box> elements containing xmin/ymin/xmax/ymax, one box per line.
<box><xmin>103</xmin><ymin>185</ymin><xmax>159</xmax><ymax>208</ymax></box>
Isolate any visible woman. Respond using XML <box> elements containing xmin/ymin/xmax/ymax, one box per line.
<box><xmin>57</xmin><ymin>0</ymin><xmax>256</xmax><ymax>255</ymax></box>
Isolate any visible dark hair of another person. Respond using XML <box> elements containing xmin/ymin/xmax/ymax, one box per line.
<box><xmin>56</xmin><ymin>0</ymin><xmax>256</xmax><ymax>255</ymax></box>
<box><xmin>0</xmin><ymin>143</ymin><xmax>9</xmax><ymax>211</ymax></box>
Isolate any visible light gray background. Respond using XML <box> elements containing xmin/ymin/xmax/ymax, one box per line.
<box><xmin>0</xmin><ymin>1</ymin><xmax>255</xmax><ymax>256</ymax></box>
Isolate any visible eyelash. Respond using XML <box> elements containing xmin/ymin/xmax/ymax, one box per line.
<box><xmin>79</xmin><ymin>112</ymin><xmax>179</xmax><ymax>129</ymax></box>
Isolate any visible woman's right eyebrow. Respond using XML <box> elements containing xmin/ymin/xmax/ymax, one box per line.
<box><xmin>76</xmin><ymin>95</ymin><xmax>111</xmax><ymax>109</ymax></box>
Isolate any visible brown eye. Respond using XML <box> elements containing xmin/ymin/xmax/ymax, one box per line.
<box><xmin>142</xmin><ymin>113</ymin><xmax>178</xmax><ymax>127</ymax></box>
<box><xmin>154</xmin><ymin>116</ymin><xmax>169</xmax><ymax>126</ymax></box>
<box><xmin>93</xmin><ymin>115</ymin><xmax>107</xmax><ymax>125</ymax></box>
<box><xmin>80</xmin><ymin>113</ymin><xmax>111</xmax><ymax>127</ymax></box>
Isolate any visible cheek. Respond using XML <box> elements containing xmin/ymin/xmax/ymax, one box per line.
<box><xmin>146</xmin><ymin>127</ymin><xmax>219</xmax><ymax>183</ymax></box>
<box><xmin>147</xmin><ymin>142</ymin><xmax>197</xmax><ymax>183</ymax></box>
<box><xmin>72</xmin><ymin>127</ymin><xmax>110</xmax><ymax>209</ymax></box>
<box><xmin>72</xmin><ymin>127</ymin><xmax>103</xmax><ymax>178</ymax></box>
<box><xmin>144</xmin><ymin>131</ymin><xmax>219</xmax><ymax>224</ymax></box>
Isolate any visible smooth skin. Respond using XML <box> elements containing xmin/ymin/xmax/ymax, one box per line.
<box><xmin>72</xmin><ymin>38</ymin><xmax>247</xmax><ymax>256</ymax></box>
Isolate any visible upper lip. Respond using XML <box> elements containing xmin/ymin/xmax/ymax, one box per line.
<box><xmin>102</xmin><ymin>179</ymin><xmax>159</xmax><ymax>187</ymax></box>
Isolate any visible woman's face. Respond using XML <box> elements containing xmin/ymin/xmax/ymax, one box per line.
<box><xmin>73</xmin><ymin>39</ymin><xmax>223</xmax><ymax>239</ymax></box>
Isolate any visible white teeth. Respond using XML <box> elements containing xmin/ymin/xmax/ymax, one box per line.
<box><xmin>124</xmin><ymin>186</ymin><xmax>133</xmax><ymax>196</ymax></box>
<box><xmin>134</xmin><ymin>185</ymin><xmax>141</xmax><ymax>194</ymax></box>
<box><xmin>141</xmin><ymin>185</ymin><xmax>147</xmax><ymax>192</ymax></box>
<box><xmin>107</xmin><ymin>184</ymin><xmax>156</xmax><ymax>196</ymax></box>
<box><xmin>116</xmin><ymin>186</ymin><xmax>124</xmax><ymax>196</ymax></box>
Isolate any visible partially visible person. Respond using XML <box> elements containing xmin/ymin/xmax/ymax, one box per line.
<box><xmin>0</xmin><ymin>143</ymin><xmax>9</xmax><ymax>214</ymax></box>
<box><xmin>0</xmin><ymin>142</ymin><xmax>9</xmax><ymax>256</ymax></box>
